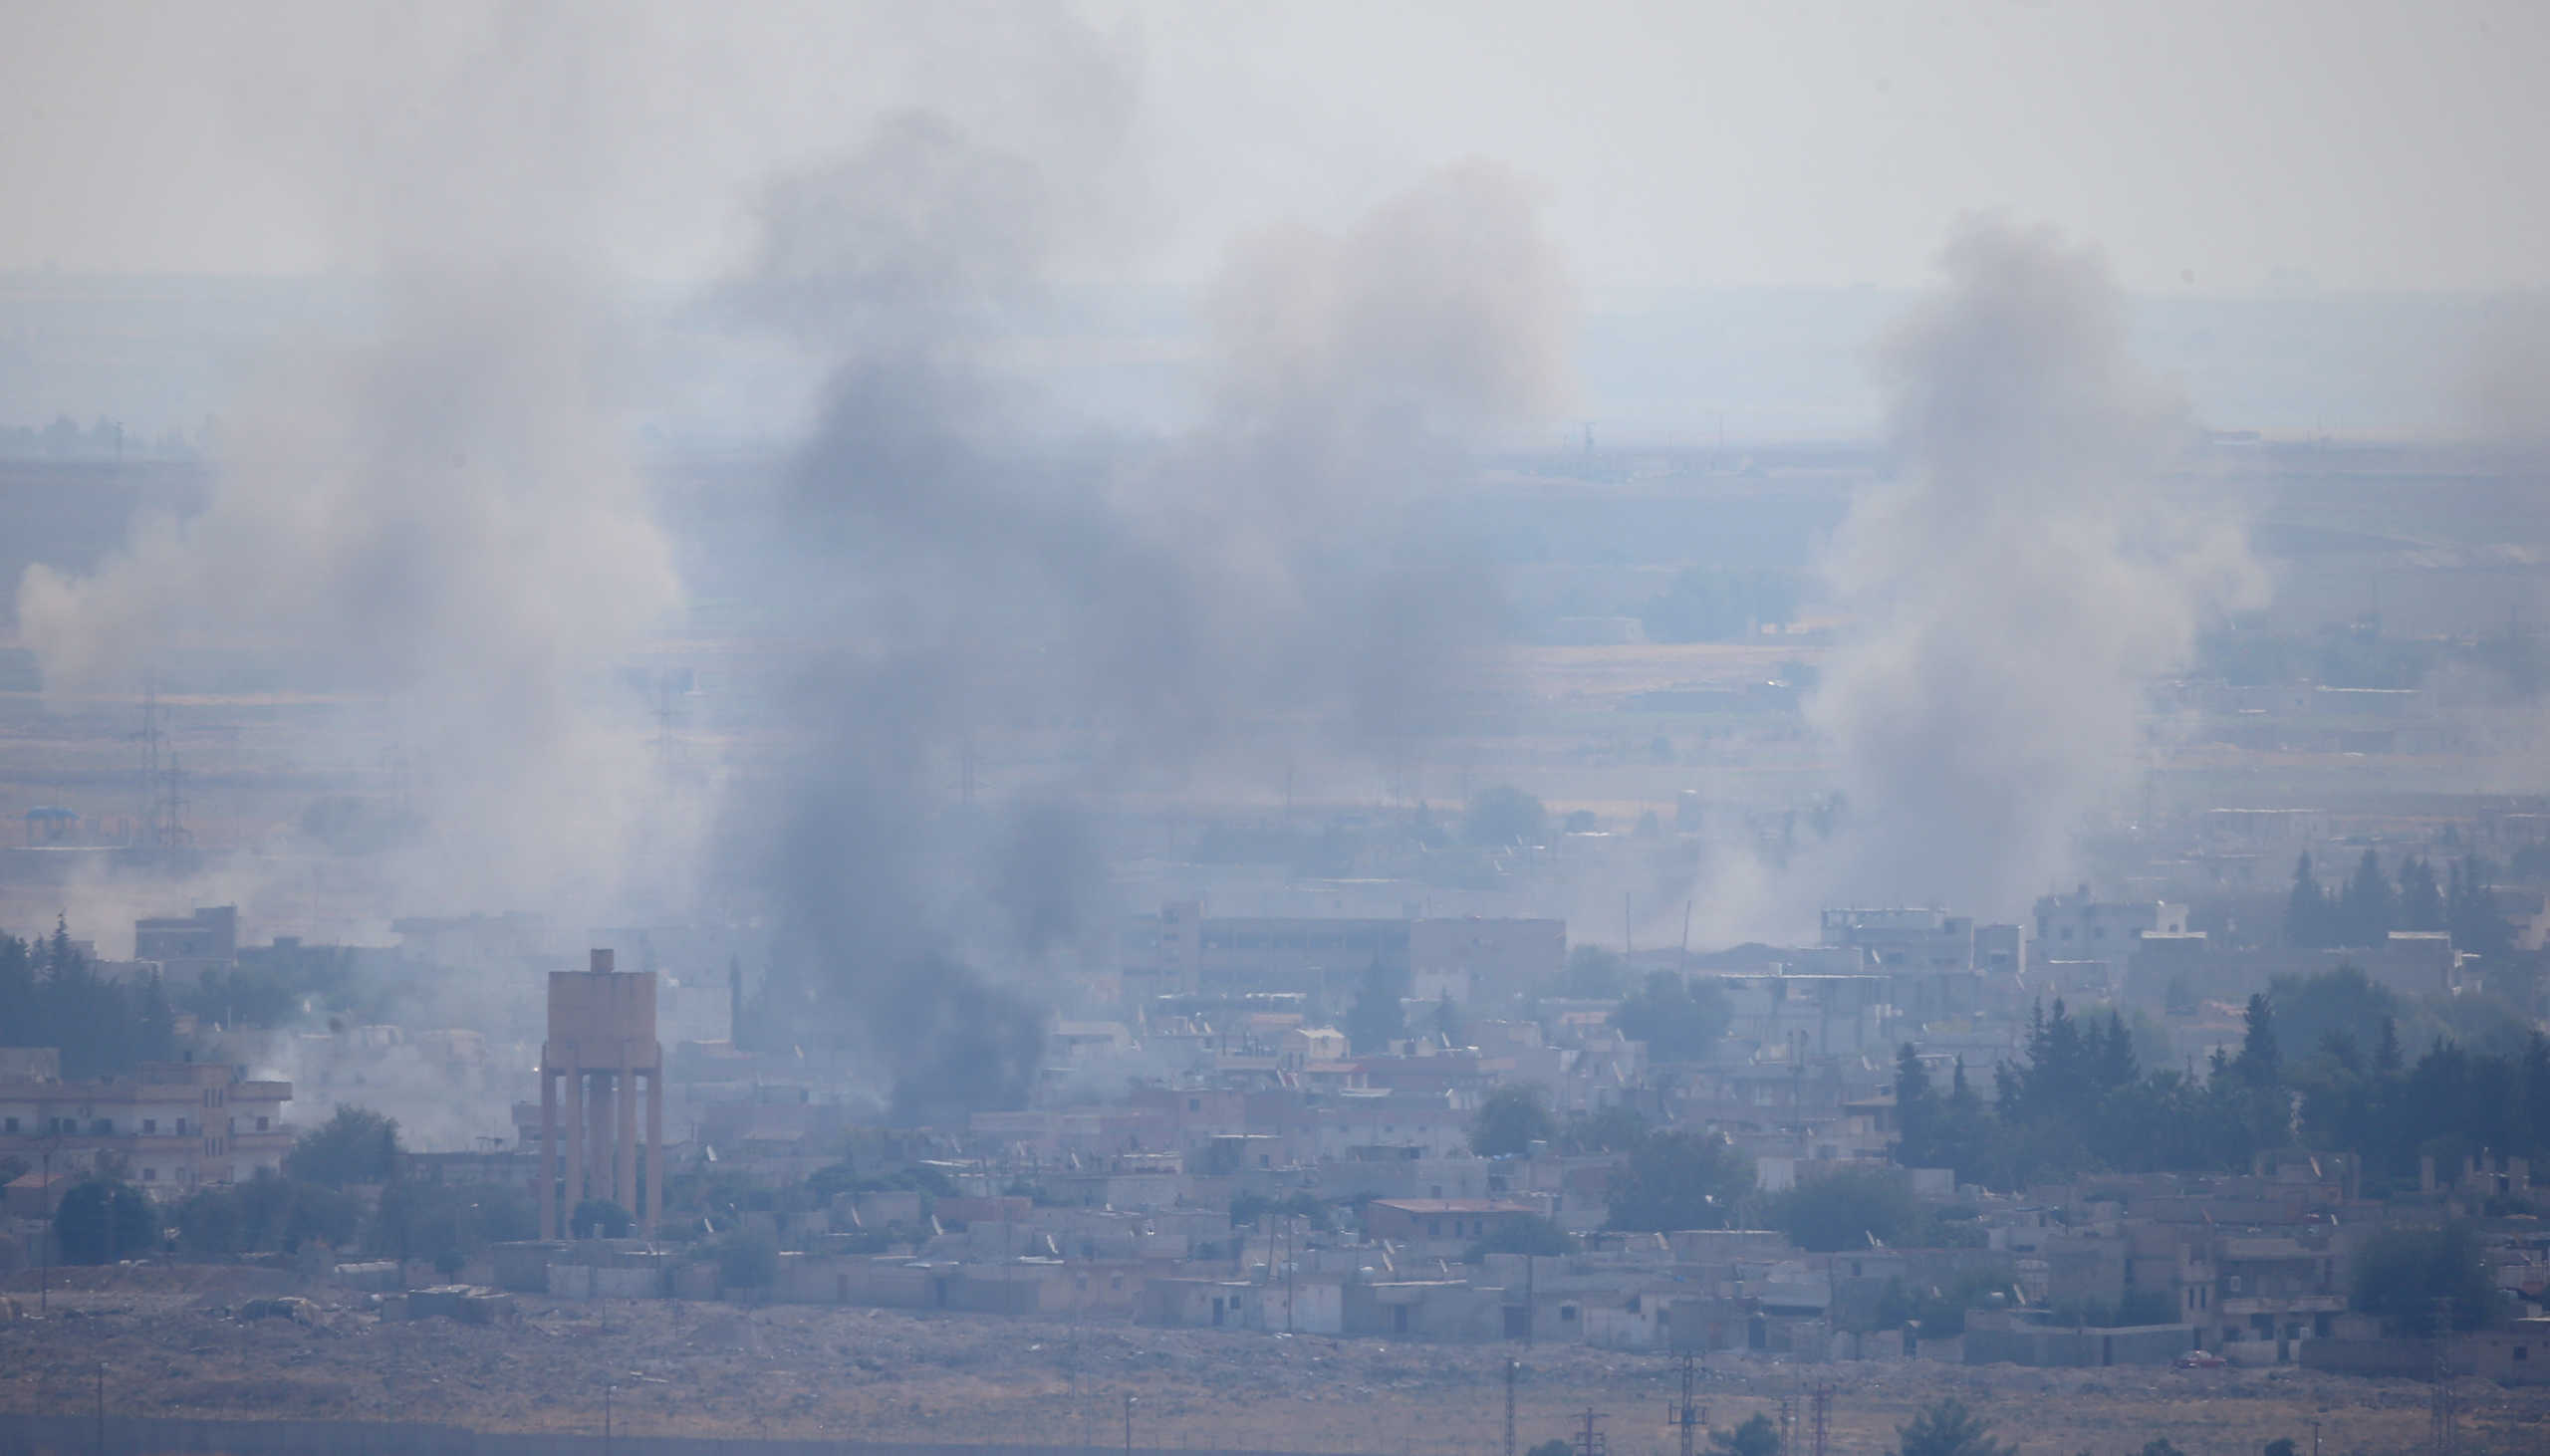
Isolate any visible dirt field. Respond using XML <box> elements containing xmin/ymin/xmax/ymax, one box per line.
<box><xmin>3</xmin><ymin>1266</ymin><xmax>2538</xmax><ymax>1455</ymax></box>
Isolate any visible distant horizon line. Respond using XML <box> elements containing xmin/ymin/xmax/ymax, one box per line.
<box><xmin>0</xmin><ymin>267</ymin><xmax>2542</xmax><ymax>308</ymax></box>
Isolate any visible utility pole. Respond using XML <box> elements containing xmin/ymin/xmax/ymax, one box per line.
<box><xmin>1809</xmin><ymin>1382</ymin><xmax>1831</xmax><ymax>1456</ymax></box>
<box><xmin>1777</xmin><ymin>1392</ymin><xmax>1795</xmax><ymax>1456</ymax></box>
<box><xmin>1571</xmin><ymin>1407</ymin><xmax>1608</xmax><ymax>1456</ymax></box>
<box><xmin>1664</xmin><ymin>1351</ymin><xmax>1705</xmax><ymax>1456</ymax></box>
<box><xmin>1124</xmin><ymin>1393</ymin><xmax>1136</xmax><ymax>1456</ymax></box>
<box><xmin>1281</xmin><ymin>1214</ymin><xmax>1296</xmax><ymax>1334</ymax></box>
<box><xmin>39</xmin><ymin>1143</ymin><xmax>52</xmax><ymax>1314</ymax></box>
<box><xmin>94</xmin><ymin>1360</ymin><xmax>105</xmax><ymax>1456</ymax></box>
<box><xmin>2431</xmin><ymin>1296</ymin><xmax>2457</xmax><ymax>1455</ymax></box>
<box><xmin>136</xmin><ymin>680</ymin><xmax>158</xmax><ymax>849</ymax></box>
<box><xmin>1504</xmin><ymin>1359</ymin><xmax>1519</xmax><ymax>1456</ymax></box>
<box><xmin>2309</xmin><ymin>1417</ymin><xmax>2322</xmax><ymax>1456</ymax></box>
<box><xmin>604</xmin><ymin>1380</ymin><xmax>614</xmax><ymax>1456</ymax></box>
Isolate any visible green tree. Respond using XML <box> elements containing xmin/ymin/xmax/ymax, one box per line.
<box><xmin>2137</xmin><ymin>1442</ymin><xmax>2186</xmax><ymax>1456</ymax></box>
<box><xmin>1610</xmin><ymin>970</ymin><xmax>1731</xmax><ymax>1062</ymax></box>
<box><xmin>1896</xmin><ymin>1042</ymin><xmax>1934</xmax><ymax>1128</ymax></box>
<box><xmin>571</xmin><ymin>1198</ymin><xmax>633</xmax><ymax>1239</ymax></box>
<box><xmin>2338</xmin><ymin>849</ymin><xmax>2397</xmax><ymax>947</ymax></box>
<box><xmin>284</xmin><ymin>1105</ymin><xmax>402</xmax><ymax>1188</ymax></box>
<box><xmin>716</xmin><ymin>1227</ymin><xmax>780</xmax><ymax>1288</ymax></box>
<box><xmin>175</xmin><ymin>1170</ymin><xmax>359</xmax><ymax>1255</ymax></box>
<box><xmin>1346</xmin><ymin>960</ymin><xmax>1407</xmax><ymax>1054</ymax></box>
<box><xmin>1766</xmin><ymin>1165</ymin><xmax>1919</xmax><ymax>1252</ymax></box>
<box><xmin>2351</xmin><ymin>1223</ymin><xmax>2500</xmax><ymax>1334</ymax></box>
<box><xmin>54</xmin><ymin>1179</ymin><xmax>153</xmax><ymax>1264</ymax></box>
<box><xmin>2233</xmin><ymin>994</ymin><xmax>2280</xmax><ymax>1089</ymax></box>
<box><xmin>2398</xmin><ymin>857</ymin><xmax>2445</xmax><ymax>931</ymax></box>
<box><xmin>1464</xmin><ymin>785</ymin><xmax>1548</xmax><ymax>848</ymax></box>
<box><xmin>1896</xmin><ymin>1396</ymin><xmax>2015</xmax><ymax>1456</ymax></box>
<box><xmin>2285</xmin><ymin>852</ymin><xmax>2333</xmax><ymax>949</ymax></box>
<box><xmin>2262</xmin><ymin>1440</ymin><xmax>2299</xmax><ymax>1456</ymax></box>
<box><xmin>1559</xmin><ymin>944</ymin><xmax>1628</xmax><ymax>999</ymax></box>
<box><xmin>1472</xmin><ymin>1084</ymin><xmax>1559</xmax><ymax>1156</ymax></box>
<box><xmin>2269</xmin><ymin>963</ymin><xmax>2399</xmax><ymax>1071</ymax></box>
<box><xmin>1709</xmin><ymin>1413</ymin><xmax>1781</xmax><ymax>1456</ymax></box>
<box><xmin>1562</xmin><ymin>1103</ymin><xmax>1649</xmax><ymax>1154</ymax></box>
<box><xmin>1527</xmin><ymin>1442</ymin><xmax>1574</xmax><ymax>1456</ymax></box>
<box><xmin>1605</xmin><ymin>1130</ymin><xmax>1752</xmax><ymax>1232</ymax></box>
<box><xmin>1871</xmin><ymin>1276</ymin><xmax>1916</xmax><ymax>1331</ymax></box>
<box><xmin>368</xmin><ymin>1181</ymin><xmax>537</xmax><ymax>1261</ymax></box>
<box><xmin>2447</xmin><ymin>856</ymin><xmax>2514</xmax><ymax>959</ymax></box>
<box><xmin>1433</xmin><ymin>990</ymin><xmax>1463</xmax><ymax>1046</ymax></box>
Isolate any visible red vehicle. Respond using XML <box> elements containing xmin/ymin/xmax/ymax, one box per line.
<box><xmin>2173</xmin><ymin>1349</ymin><xmax>2228</xmax><ymax>1369</ymax></box>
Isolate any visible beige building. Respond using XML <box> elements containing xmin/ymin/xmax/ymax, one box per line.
<box><xmin>535</xmin><ymin>949</ymin><xmax>665</xmax><ymax>1239</ymax></box>
<box><xmin>0</xmin><ymin>1049</ymin><xmax>292</xmax><ymax>1193</ymax></box>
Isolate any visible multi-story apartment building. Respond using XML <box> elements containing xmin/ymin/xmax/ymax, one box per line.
<box><xmin>0</xmin><ymin>1050</ymin><xmax>292</xmax><ymax>1193</ymax></box>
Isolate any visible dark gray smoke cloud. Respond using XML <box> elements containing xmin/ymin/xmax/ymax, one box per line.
<box><xmin>1796</xmin><ymin>220</ymin><xmax>2261</xmax><ymax>918</ymax></box>
<box><xmin>728</xmin><ymin>107</ymin><xmax>1569</xmax><ymax>1120</ymax></box>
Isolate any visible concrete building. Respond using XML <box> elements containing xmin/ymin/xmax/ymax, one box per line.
<box><xmin>1819</xmin><ymin>907</ymin><xmax>2019</xmax><ymax>1020</ymax></box>
<box><xmin>1820</xmin><ymin>908</ymin><xmax>1976</xmax><ymax>973</ymax></box>
<box><xmin>1121</xmin><ymin>903</ymin><xmax>1563</xmax><ymax>1003</ymax></box>
<box><xmin>535</xmin><ymin>950</ymin><xmax>664</xmax><ymax>1239</ymax></box>
<box><xmin>2033</xmin><ymin>888</ymin><xmax>2187</xmax><ymax>955</ymax></box>
<box><xmin>1708</xmin><ymin>971</ymin><xmax>1895</xmax><ymax>1056</ymax></box>
<box><xmin>0</xmin><ymin>1050</ymin><xmax>291</xmax><ymax>1191</ymax></box>
<box><xmin>131</xmin><ymin>904</ymin><xmax>237</xmax><ymax>985</ymax></box>
<box><xmin>1362</xmin><ymin>1197</ymin><xmax>1545</xmax><ymax>1247</ymax></box>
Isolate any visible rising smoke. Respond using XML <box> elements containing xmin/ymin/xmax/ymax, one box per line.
<box><xmin>13</xmin><ymin>9</ymin><xmax>687</xmax><ymax>929</ymax></box>
<box><xmin>5</xmin><ymin>2</ymin><xmax>1571</xmax><ymax>1123</ymax></box>
<box><xmin>1798</xmin><ymin>220</ymin><xmax>2263</xmax><ymax>918</ymax></box>
<box><xmin>730</xmin><ymin>107</ymin><xmax>1570</xmax><ymax>1118</ymax></box>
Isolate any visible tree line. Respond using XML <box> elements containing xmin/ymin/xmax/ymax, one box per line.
<box><xmin>1901</xmin><ymin>966</ymin><xmax>2550</xmax><ymax>1199</ymax></box>
<box><xmin>1898</xmin><ymin>997</ymin><xmax>2291</xmax><ymax>1190</ymax></box>
<box><xmin>2283</xmin><ymin>849</ymin><xmax>2512</xmax><ymax>957</ymax></box>
<box><xmin>43</xmin><ymin>1106</ymin><xmax>538</xmax><ymax>1275</ymax></box>
<box><xmin>0</xmin><ymin>918</ymin><xmax>179</xmax><ymax>1080</ymax></box>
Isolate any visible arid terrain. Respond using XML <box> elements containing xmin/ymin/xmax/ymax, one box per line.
<box><xmin>2</xmin><ymin>1267</ymin><xmax>2537</xmax><ymax>1455</ymax></box>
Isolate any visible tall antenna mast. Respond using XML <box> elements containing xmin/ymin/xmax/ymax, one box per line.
<box><xmin>135</xmin><ymin>678</ymin><xmax>164</xmax><ymax>848</ymax></box>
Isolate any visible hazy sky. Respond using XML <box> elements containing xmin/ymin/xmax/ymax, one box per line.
<box><xmin>2</xmin><ymin>0</ymin><xmax>2542</xmax><ymax>294</ymax></box>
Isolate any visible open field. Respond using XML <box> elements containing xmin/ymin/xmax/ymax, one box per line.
<box><xmin>2</xmin><ymin>1266</ymin><xmax>2536</xmax><ymax>1456</ymax></box>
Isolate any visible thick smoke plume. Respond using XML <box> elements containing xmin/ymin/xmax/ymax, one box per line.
<box><xmin>1801</xmin><ymin>221</ymin><xmax>2260</xmax><ymax>917</ymax></box>
<box><xmin>734</xmin><ymin>110</ymin><xmax>1568</xmax><ymax>1119</ymax></box>
<box><xmin>13</xmin><ymin>9</ymin><xmax>685</xmax><ymax>925</ymax></box>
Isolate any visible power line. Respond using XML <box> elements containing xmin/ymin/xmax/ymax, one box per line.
<box><xmin>2431</xmin><ymin>1296</ymin><xmax>2457</xmax><ymax>1455</ymax></box>
<box><xmin>1664</xmin><ymin>1351</ymin><xmax>1705</xmax><ymax>1456</ymax></box>
<box><xmin>1571</xmin><ymin>1407</ymin><xmax>1608</xmax><ymax>1456</ymax></box>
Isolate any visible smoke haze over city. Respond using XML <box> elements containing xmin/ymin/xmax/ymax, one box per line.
<box><xmin>3</xmin><ymin>5</ymin><xmax>2550</xmax><ymax>1453</ymax></box>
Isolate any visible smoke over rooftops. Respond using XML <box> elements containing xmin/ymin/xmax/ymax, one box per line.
<box><xmin>1799</xmin><ymin>219</ymin><xmax>2265</xmax><ymax>917</ymax></box>
<box><xmin>731</xmin><ymin>98</ymin><xmax>1570</xmax><ymax>1118</ymax></box>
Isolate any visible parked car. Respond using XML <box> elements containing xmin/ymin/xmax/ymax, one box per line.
<box><xmin>2173</xmin><ymin>1349</ymin><xmax>2227</xmax><ymax>1369</ymax></box>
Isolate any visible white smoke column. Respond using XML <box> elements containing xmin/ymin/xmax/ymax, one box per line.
<box><xmin>13</xmin><ymin>7</ymin><xmax>685</xmax><ymax>923</ymax></box>
<box><xmin>1804</xmin><ymin>221</ymin><xmax>2261</xmax><ymax>916</ymax></box>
